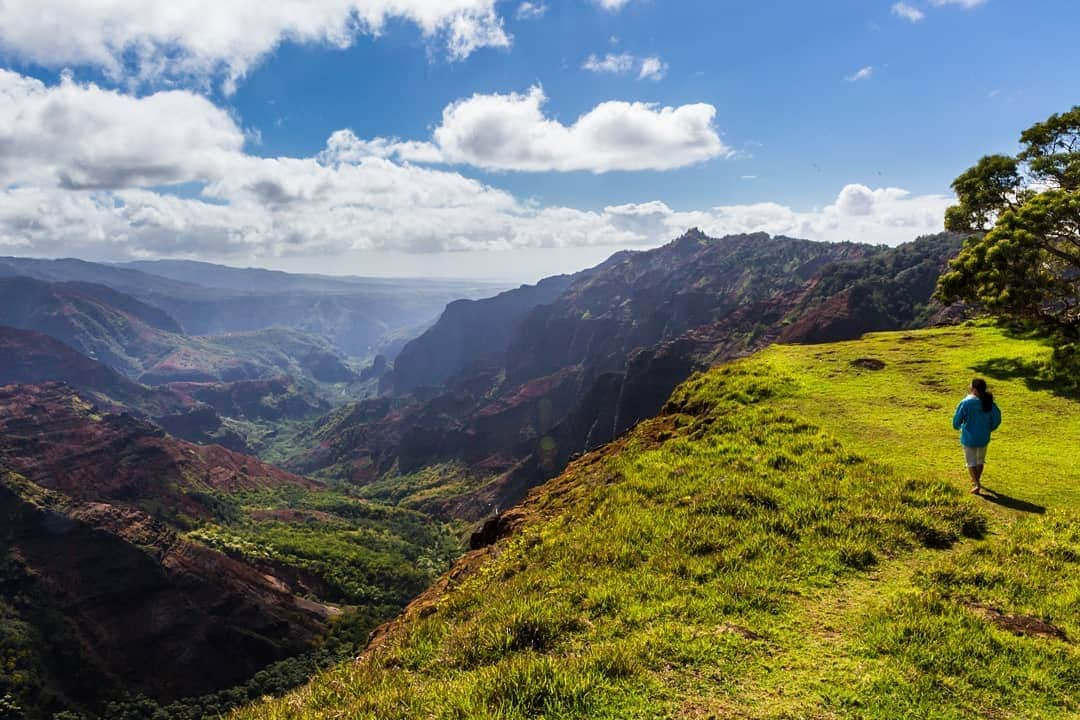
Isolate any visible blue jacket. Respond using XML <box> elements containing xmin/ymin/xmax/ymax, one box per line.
<box><xmin>952</xmin><ymin>395</ymin><xmax>1001</xmax><ymax>447</ymax></box>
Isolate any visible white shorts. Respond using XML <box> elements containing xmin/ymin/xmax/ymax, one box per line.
<box><xmin>963</xmin><ymin>445</ymin><xmax>988</xmax><ymax>468</ymax></box>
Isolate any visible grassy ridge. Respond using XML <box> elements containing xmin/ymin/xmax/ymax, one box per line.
<box><xmin>232</xmin><ymin>326</ymin><xmax>1080</xmax><ymax>719</ymax></box>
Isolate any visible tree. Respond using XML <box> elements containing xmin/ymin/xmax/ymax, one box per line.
<box><xmin>936</xmin><ymin>106</ymin><xmax>1080</xmax><ymax>344</ymax></box>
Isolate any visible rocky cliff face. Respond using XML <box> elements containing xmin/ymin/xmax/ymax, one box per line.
<box><xmin>389</xmin><ymin>273</ymin><xmax>579</xmax><ymax>394</ymax></box>
<box><xmin>295</xmin><ymin>231</ymin><xmax>962</xmax><ymax>520</ymax></box>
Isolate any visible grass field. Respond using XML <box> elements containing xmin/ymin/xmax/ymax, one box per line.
<box><xmin>231</xmin><ymin>325</ymin><xmax>1080</xmax><ymax>719</ymax></box>
<box><xmin>768</xmin><ymin>324</ymin><xmax>1080</xmax><ymax>514</ymax></box>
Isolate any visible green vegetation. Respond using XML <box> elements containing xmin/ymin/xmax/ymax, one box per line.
<box><xmin>231</xmin><ymin>325</ymin><xmax>1080</xmax><ymax>719</ymax></box>
<box><xmin>937</xmin><ymin>105</ymin><xmax>1080</xmax><ymax>385</ymax></box>
<box><xmin>186</xmin><ymin>486</ymin><xmax>461</xmax><ymax>607</ymax></box>
<box><xmin>353</xmin><ymin>462</ymin><xmax>493</xmax><ymax>516</ymax></box>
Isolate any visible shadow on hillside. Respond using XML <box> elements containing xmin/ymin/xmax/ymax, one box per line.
<box><xmin>980</xmin><ymin>488</ymin><xmax>1046</xmax><ymax>514</ymax></box>
<box><xmin>971</xmin><ymin>357</ymin><xmax>1080</xmax><ymax>401</ymax></box>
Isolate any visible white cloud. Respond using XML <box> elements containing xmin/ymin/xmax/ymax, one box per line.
<box><xmin>515</xmin><ymin>2</ymin><xmax>547</xmax><ymax>20</ymax></box>
<box><xmin>427</xmin><ymin>86</ymin><xmax>726</xmax><ymax>172</ymax></box>
<box><xmin>602</xmin><ymin>183</ymin><xmax>952</xmax><ymax>247</ymax></box>
<box><xmin>583</xmin><ymin>53</ymin><xmax>636</xmax><ymax>75</ymax></box>
<box><xmin>583</xmin><ymin>52</ymin><xmax>668</xmax><ymax>81</ymax></box>
<box><xmin>846</xmin><ymin>66</ymin><xmax>874</xmax><ymax>82</ymax></box>
<box><xmin>891</xmin><ymin>3</ymin><xmax>926</xmax><ymax>22</ymax></box>
<box><xmin>0</xmin><ymin>69</ymin><xmax>243</xmax><ymax>189</ymax></box>
<box><xmin>0</xmin><ymin>1</ymin><xmax>510</xmax><ymax>92</ymax></box>
<box><xmin>638</xmin><ymin>56</ymin><xmax>668</xmax><ymax>81</ymax></box>
<box><xmin>0</xmin><ymin>179</ymin><xmax>950</xmax><ymax>264</ymax></box>
<box><xmin>893</xmin><ymin>0</ymin><xmax>986</xmax><ymax>26</ymax></box>
<box><xmin>596</xmin><ymin>0</ymin><xmax>633</xmax><ymax>10</ymax></box>
<box><xmin>332</xmin><ymin>85</ymin><xmax>729</xmax><ymax>173</ymax></box>
<box><xmin>0</xmin><ymin>70</ymin><xmax>950</xmax><ymax>265</ymax></box>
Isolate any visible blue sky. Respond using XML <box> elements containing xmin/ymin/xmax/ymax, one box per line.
<box><xmin>0</xmin><ymin>0</ymin><xmax>1077</xmax><ymax>281</ymax></box>
<box><xmin>234</xmin><ymin>0</ymin><xmax>1076</xmax><ymax>209</ymax></box>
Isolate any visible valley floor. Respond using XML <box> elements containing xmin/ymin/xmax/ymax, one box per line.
<box><xmin>232</xmin><ymin>325</ymin><xmax>1080</xmax><ymax>719</ymax></box>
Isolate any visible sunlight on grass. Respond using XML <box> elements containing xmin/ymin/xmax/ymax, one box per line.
<box><xmin>769</xmin><ymin>325</ymin><xmax>1079</xmax><ymax>513</ymax></box>
<box><xmin>232</xmin><ymin>326</ymin><xmax>1080</xmax><ymax>719</ymax></box>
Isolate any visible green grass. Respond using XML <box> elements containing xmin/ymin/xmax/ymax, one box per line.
<box><xmin>231</xmin><ymin>325</ymin><xmax>1080</xmax><ymax>720</ymax></box>
<box><xmin>766</xmin><ymin>323</ymin><xmax>1080</xmax><ymax>512</ymax></box>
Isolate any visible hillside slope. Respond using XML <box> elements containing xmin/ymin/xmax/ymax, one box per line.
<box><xmin>233</xmin><ymin>325</ymin><xmax>1079</xmax><ymax>719</ymax></box>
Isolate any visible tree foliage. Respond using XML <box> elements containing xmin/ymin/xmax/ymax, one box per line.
<box><xmin>936</xmin><ymin>106</ymin><xmax>1080</xmax><ymax>344</ymax></box>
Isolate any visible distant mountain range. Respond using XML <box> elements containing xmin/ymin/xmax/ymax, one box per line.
<box><xmin>0</xmin><ymin>256</ymin><xmax>506</xmax><ymax>357</ymax></box>
<box><xmin>292</xmin><ymin>230</ymin><xmax>964</xmax><ymax>519</ymax></box>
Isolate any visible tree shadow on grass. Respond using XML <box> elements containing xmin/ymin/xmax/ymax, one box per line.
<box><xmin>979</xmin><ymin>488</ymin><xmax>1046</xmax><ymax>514</ymax></box>
<box><xmin>971</xmin><ymin>357</ymin><xmax>1080</xmax><ymax>401</ymax></box>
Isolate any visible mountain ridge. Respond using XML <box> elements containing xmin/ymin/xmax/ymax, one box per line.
<box><xmin>0</xmin><ymin>255</ymin><xmax>508</xmax><ymax>358</ymax></box>
<box><xmin>294</xmin><ymin>230</ymin><xmax>964</xmax><ymax>521</ymax></box>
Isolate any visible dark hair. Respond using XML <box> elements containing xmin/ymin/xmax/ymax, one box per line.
<box><xmin>971</xmin><ymin>378</ymin><xmax>994</xmax><ymax>412</ymax></box>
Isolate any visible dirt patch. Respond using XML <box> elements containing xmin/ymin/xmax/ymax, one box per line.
<box><xmin>967</xmin><ymin>603</ymin><xmax>1069</xmax><ymax>641</ymax></box>
<box><xmin>851</xmin><ymin>358</ymin><xmax>887</xmax><ymax>371</ymax></box>
<box><xmin>715</xmin><ymin>623</ymin><xmax>765</xmax><ymax>641</ymax></box>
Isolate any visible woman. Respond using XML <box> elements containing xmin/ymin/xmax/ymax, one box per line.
<box><xmin>952</xmin><ymin>378</ymin><xmax>1002</xmax><ymax>494</ymax></box>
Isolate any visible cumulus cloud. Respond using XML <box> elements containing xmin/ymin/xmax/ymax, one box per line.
<box><xmin>0</xmin><ymin>70</ymin><xmax>243</xmax><ymax>189</ymax></box>
<box><xmin>332</xmin><ymin>86</ymin><xmax>727</xmax><ymax>173</ymax></box>
<box><xmin>0</xmin><ymin>70</ymin><xmax>950</xmax><ymax>264</ymax></box>
<box><xmin>596</xmin><ymin>0</ymin><xmax>633</xmax><ymax>10</ymax></box>
<box><xmin>891</xmin><ymin>3</ymin><xmax>926</xmax><ymax>22</ymax></box>
<box><xmin>0</xmin><ymin>1</ymin><xmax>510</xmax><ymax>92</ymax></box>
<box><xmin>846</xmin><ymin>66</ymin><xmax>874</xmax><ymax>82</ymax></box>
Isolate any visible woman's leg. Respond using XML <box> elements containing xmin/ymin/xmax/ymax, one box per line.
<box><xmin>973</xmin><ymin>447</ymin><xmax>987</xmax><ymax>490</ymax></box>
<box><xmin>964</xmin><ymin>446</ymin><xmax>982</xmax><ymax>492</ymax></box>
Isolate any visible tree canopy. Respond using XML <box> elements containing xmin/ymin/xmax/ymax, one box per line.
<box><xmin>936</xmin><ymin>106</ymin><xmax>1080</xmax><ymax>343</ymax></box>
